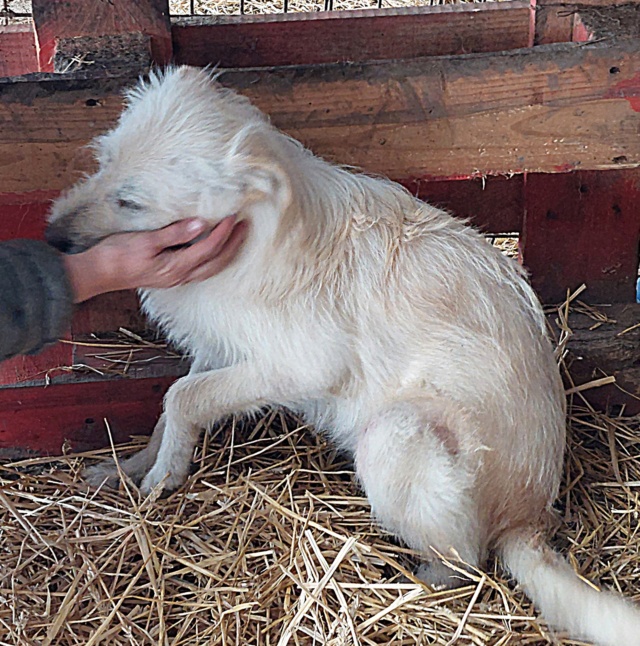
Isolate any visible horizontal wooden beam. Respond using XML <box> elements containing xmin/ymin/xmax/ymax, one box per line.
<box><xmin>522</xmin><ymin>169</ymin><xmax>640</xmax><ymax>304</ymax></box>
<box><xmin>0</xmin><ymin>376</ymin><xmax>173</xmax><ymax>457</ymax></box>
<box><xmin>559</xmin><ymin>303</ymin><xmax>640</xmax><ymax>416</ymax></box>
<box><xmin>409</xmin><ymin>175</ymin><xmax>524</xmax><ymax>233</ymax></box>
<box><xmin>0</xmin><ymin>339</ymin><xmax>72</xmax><ymax>388</ymax></box>
<box><xmin>2</xmin><ymin>39</ymin><xmax>640</xmax><ymax>193</ymax></box>
<box><xmin>543</xmin><ymin>0</ymin><xmax>640</xmax><ymax>7</ymax></box>
<box><xmin>173</xmin><ymin>2</ymin><xmax>533</xmax><ymax>68</ymax></box>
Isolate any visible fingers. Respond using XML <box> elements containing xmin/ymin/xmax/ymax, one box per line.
<box><xmin>176</xmin><ymin>220</ymin><xmax>248</xmax><ymax>284</ymax></box>
<box><xmin>167</xmin><ymin>215</ymin><xmax>238</xmax><ymax>265</ymax></box>
<box><xmin>146</xmin><ymin>217</ymin><xmax>210</xmax><ymax>251</ymax></box>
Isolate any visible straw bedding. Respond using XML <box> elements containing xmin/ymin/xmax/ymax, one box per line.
<box><xmin>1</xmin><ymin>299</ymin><xmax>639</xmax><ymax>645</ymax></box>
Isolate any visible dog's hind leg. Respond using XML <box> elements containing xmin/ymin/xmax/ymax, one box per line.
<box><xmin>355</xmin><ymin>400</ymin><xmax>484</xmax><ymax>588</ymax></box>
<box><xmin>84</xmin><ymin>414</ymin><xmax>166</xmax><ymax>489</ymax></box>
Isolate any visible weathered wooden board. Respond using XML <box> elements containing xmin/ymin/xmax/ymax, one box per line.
<box><xmin>522</xmin><ymin>169</ymin><xmax>640</xmax><ymax>303</ymax></box>
<box><xmin>0</xmin><ymin>329</ymin><xmax>185</xmax><ymax>388</ymax></box>
<box><xmin>0</xmin><ymin>376</ymin><xmax>173</xmax><ymax>456</ymax></box>
<box><xmin>543</xmin><ymin>0</ymin><xmax>640</xmax><ymax>7</ymax></box>
<box><xmin>558</xmin><ymin>303</ymin><xmax>640</xmax><ymax>415</ymax></box>
<box><xmin>31</xmin><ymin>0</ymin><xmax>172</xmax><ymax>71</ymax></box>
<box><xmin>173</xmin><ymin>2</ymin><xmax>533</xmax><ymax>68</ymax></box>
<box><xmin>534</xmin><ymin>0</ymin><xmax>640</xmax><ymax>44</ymax></box>
<box><xmin>71</xmin><ymin>291</ymin><xmax>146</xmax><ymax>336</ymax></box>
<box><xmin>0</xmin><ymin>26</ymin><xmax>37</xmax><ymax>77</ymax></box>
<box><xmin>410</xmin><ymin>174</ymin><xmax>524</xmax><ymax>233</ymax></box>
<box><xmin>0</xmin><ymin>340</ymin><xmax>73</xmax><ymax>387</ymax></box>
<box><xmin>1</xmin><ymin>39</ymin><xmax>640</xmax><ymax>194</ymax></box>
<box><xmin>0</xmin><ymin>191</ymin><xmax>54</xmax><ymax>241</ymax></box>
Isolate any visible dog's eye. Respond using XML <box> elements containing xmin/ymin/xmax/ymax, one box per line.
<box><xmin>117</xmin><ymin>198</ymin><xmax>144</xmax><ymax>211</ymax></box>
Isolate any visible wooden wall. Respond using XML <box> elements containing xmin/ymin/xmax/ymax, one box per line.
<box><xmin>0</xmin><ymin>0</ymin><xmax>639</xmax><ymax>454</ymax></box>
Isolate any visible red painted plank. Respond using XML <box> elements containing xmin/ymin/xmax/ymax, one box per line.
<box><xmin>406</xmin><ymin>175</ymin><xmax>524</xmax><ymax>234</ymax></box>
<box><xmin>0</xmin><ymin>192</ymin><xmax>58</xmax><ymax>241</ymax></box>
<box><xmin>0</xmin><ymin>200</ymin><xmax>52</xmax><ymax>241</ymax></box>
<box><xmin>0</xmin><ymin>377</ymin><xmax>174</xmax><ymax>456</ymax></box>
<box><xmin>71</xmin><ymin>292</ymin><xmax>147</xmax><ymax>336</ymax></box>
<box><xmin>521</xmin><ymin>169</ymin><xmax>640</xmax><ymax>304</ymax></box>
<box><xmin>32</xmin><ymin>0</ymin><xmax>171</xmax><ymax>71</ymax></box>
<box><xmin>173</xmin><ymin>2</ymin><xmax>532</xmax><ymax>68</ymax></box>
<box><xmin>0</xmin><ymin>339</ymin><xmax>72</xmax><ymax>387</ymax></box>
<box><xmin>72</xmin><ymin>339</ymin><xmax>186</xmax><ymax>381</ymax></box>
<box><xmin>0</xmin><ymin>26</ymin><xmax>38</xmax><ymax>77</ymax></box>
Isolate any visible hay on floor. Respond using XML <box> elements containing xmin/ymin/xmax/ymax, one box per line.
<box><xmin>1</xmin><ymin>349</ymin><xmax>639</xmax><ymax>644</ymax></box>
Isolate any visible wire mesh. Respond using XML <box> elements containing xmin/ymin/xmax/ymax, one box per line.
<box><xmin>0</xmin><ymin>0</ymin><xmax>502</xmax><ymax>23</ymax></box>
<box><xmin>0</xmin><ymin>0</ymin><xmax>31</xmax><ymax>25</ymax></box>
<box><xmin>168</xmin><ymin>0</ymin><xmax>500</xmax><ymax>18</ymax></box>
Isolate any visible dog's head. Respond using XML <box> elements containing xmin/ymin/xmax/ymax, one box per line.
<box><xmin>46</xmin><ymin>66</ymin><xmax>291</xmax><ymax>254</ymax></box>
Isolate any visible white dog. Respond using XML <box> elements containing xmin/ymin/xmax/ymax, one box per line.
<box><xmin>46</xmin><ymin>66</ymin><xmax>640</xmax><ymax>645</ymax></box>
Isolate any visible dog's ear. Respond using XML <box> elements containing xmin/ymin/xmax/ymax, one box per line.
<box><xmin>227</xmin><ymin>127</ymin><xmax>292</xmax><ymax>213</ymax></box>
<box><xmin>241</xmin><ymin>160</ymin><xmax>291</xmax><ymax>212</ymax></box>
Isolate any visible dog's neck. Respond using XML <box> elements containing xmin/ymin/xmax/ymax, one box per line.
<box><xmin>250</xmin><ymin>143</ymin><xmax>417</xmax><ymax>304</ymax></box>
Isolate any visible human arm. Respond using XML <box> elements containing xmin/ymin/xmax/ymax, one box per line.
<box><xmin>63</xmin><ymin>216</ymin><xmax>246</xmax><ymax>303</ymax></box>
<box><xmin>0</xmin><ymin>217</ymin><xmax>246</xmax><ymax>361</ymax></box>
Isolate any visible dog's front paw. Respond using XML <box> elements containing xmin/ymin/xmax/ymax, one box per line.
<box><xmin>83</xmin><ymin>461</ymin><xmax>122</xmax><ymax>489</ymax></box>
<box><xmin>140</xmin><ymin>467</ymin><xmax>186</xmax><ymax>496</ymax></box>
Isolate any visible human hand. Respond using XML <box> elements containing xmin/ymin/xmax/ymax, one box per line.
<box><xmin>63</xmin><ymin>216</ymin><xmax>247</xmax><ymax>303</ymax></box>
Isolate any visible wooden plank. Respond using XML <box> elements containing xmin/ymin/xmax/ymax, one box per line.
<box><xmin>0</xmin><ymin>377</ymin><xmax>174</xmax><ymax>456</ymax></box>
<box><xmin>0</xmin><ymin>340</ymin><xmax>72</xmax><ymax>387</ymax></box>
<box><xmin>32</xmin><ymin>0</ymin><xmax>171</xmax><ymax>71</ymax></box>
<box><xmin>71</xmin><ymin>336</ymin><xmax>187</xmax><ymax>381</ymax></box>
<box><xmin>0</xmin><ymin>25</ymin><xmax>38</xmax><ymax>77</ymax></box>
<box><xmin>521</xmin><ymin>169</ymin><xmax>640</xmax><ymax>304</ymax></box>
<box><xmin>555</xmin><ymin>303</ymin><xmax>640</xmax><ymax>415</ymax></box>
<box><xmin>2</xmin><ymin>40</ymin><xmax>640</xmax><ymax>192</ymax></box>
<box><xmin>406</xmin><ymin>175</ymin><xmax>524</xmax><ymax>233</ymax></box>
<box><xmin>173</xmin><ymin>2</ymin><xmax>533</xmax><ymax>69</ymax></box>
<box><xmin>545</xmin><ymin>0</ymin><xmax>640</xmax><ymax>6</ymax></box>
<box><xmin>0</xmin><ymin>329</ymin><xmax>185</xmax><ymax>388</ymax></box>
<box><xmin>534</xmin><ymin>2</ymin><xmax>577</xmax><ymax>45</ymax></box>
<box><xmin>71</xmin><ymin>292</ymin><xmax>147</xmax><ymax>336</ymax></box>
<box><xmin>0</xmin><ymin>195</ymin><xmax>53</xmax><ymax>241</ymax></box>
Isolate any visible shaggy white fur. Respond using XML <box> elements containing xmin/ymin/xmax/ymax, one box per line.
<box><xmin>47</xmin><ymin>66</ymin><xmax>640</xmax><ymax>645</ymax></box>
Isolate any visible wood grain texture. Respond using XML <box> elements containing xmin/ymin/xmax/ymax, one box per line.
<box><xmin>544</xmin><ymin>0</ymin><xmax>640</xmax><ymax>6</ymax></box>
<box><xmin>0</xmin><ymin>198</ymin><xmax>53</xmax><ymax>241</ymax></box>
<box><xmin>407</xmin><ymin>175</ymin><xmax>524</xmax><ymax>233</ymax></box>
<box><xmin>522</xmin><ymin>169</ymin><xmax>640</xmax><ymax>304</ymax></box>
<box><xmin>0</xmin><ymin>26</ymin><xmax>38</xmax><ymax>77</ymax></box>
<box><xmin>0</xmin><ymin>377</ymin><xmax>174</xmax><ymax>456</ymax></box>
<box><xmin>32</xmin><ymin>0</ymin><xmax>172</xmax><ymax>71</ymax></box>
<box><xmin>558</xmin><ymin>303</ymin><xmax>640</xmax><ymax>415</ymax></box>
<box><xmin>71</xmin><ymin>292</ymin><xmax>147</xmax><ymax>336</ymax></box>
<box><xmin>173</xmin><ymin>2</ymin><xmax>533</xmax><ymax>68</ymax></box>
<box><xmin>534</xmin><ymin>2</ymin><xmax>576</xmax><ymax>45</ymax></box>
<box><xmin>0</xmin><ymin>340</ymin><xmax>72</xmax><ymax>387</ymax></box>
<box><xmin>1</xmin><ymin>39</ymin><xmax>640</xmax><ymax>193</ymax></box>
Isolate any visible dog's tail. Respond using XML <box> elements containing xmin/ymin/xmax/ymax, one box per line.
<box><xmin>499</xmin><ymin>529</ymin><xmax>640</xmax><ymax>646</ymax></box>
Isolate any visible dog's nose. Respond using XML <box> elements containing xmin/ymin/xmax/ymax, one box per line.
<box><xmin>45</xmin><ymin>227</ymin><xmax>74</xmax><ymax>254</ymax></box>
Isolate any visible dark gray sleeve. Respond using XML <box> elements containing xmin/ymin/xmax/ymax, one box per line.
<box><xmin>0</xmin><ymin>240</ymin><xmax>74</xmax><ymax>362</ymax></box>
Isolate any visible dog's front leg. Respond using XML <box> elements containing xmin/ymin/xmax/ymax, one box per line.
<box><xmin>139</xmin><ymin>363</ymin><xmax>310</xmax><ymax>494</ymax></box>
